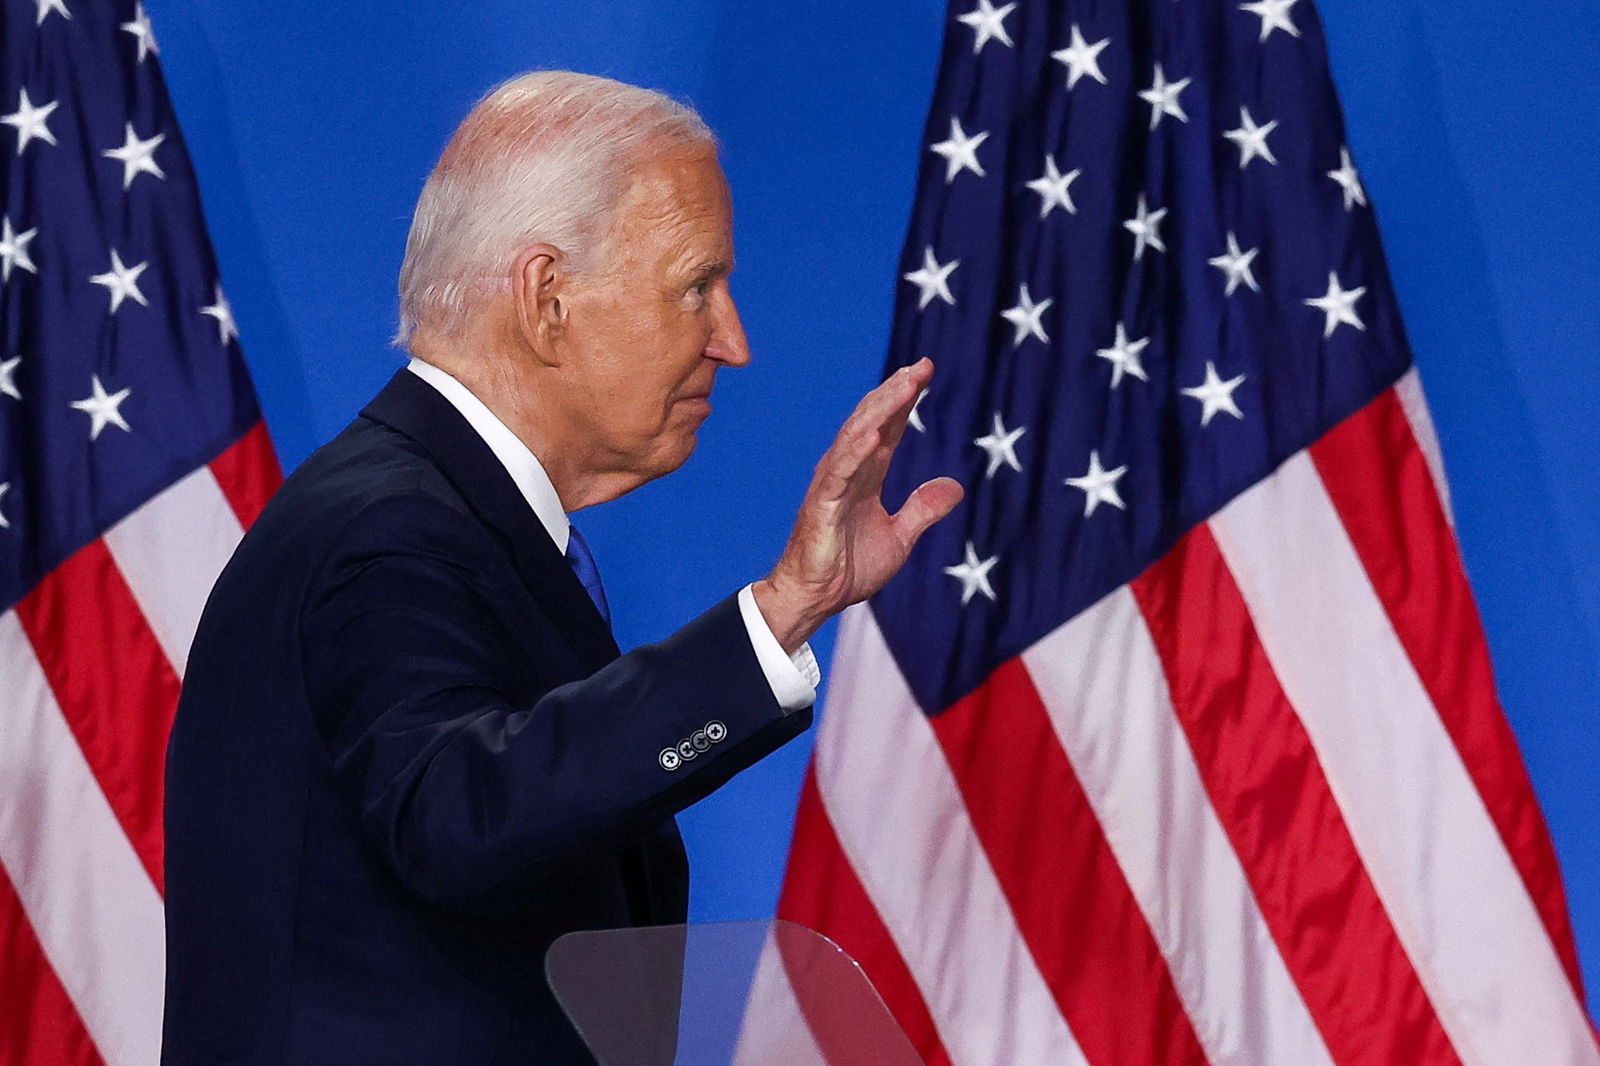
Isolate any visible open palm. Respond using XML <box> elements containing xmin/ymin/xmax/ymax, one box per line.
<box><xmin>754</xmin><ymin>359</ymin><xmax>963</xmax><ymax>652</ymax></box>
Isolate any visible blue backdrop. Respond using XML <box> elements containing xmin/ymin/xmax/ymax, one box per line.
<box><xmin>144</xmin><ymin>0</ymin><xmax>1600</xmax><ymax>995</ymax></box>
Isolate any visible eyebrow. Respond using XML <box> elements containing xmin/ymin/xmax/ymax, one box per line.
<box><xmin>685</xmin><ymin>259</ymin><xmax>733</xmax><ymax>283</ymax></box>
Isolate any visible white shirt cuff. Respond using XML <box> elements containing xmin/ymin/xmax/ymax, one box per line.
<box><xmin>737</xmin><ymin>584</ymin><xmax>821</xmax><ymax>713</ymax></box>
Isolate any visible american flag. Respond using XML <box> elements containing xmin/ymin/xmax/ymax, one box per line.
<box><xmin>0</xmin><ymin>2</ymin><xmax>279</xmax><ymax>1063</ymax></box>
<box><xmin>776</xmin><ymin>1</ymin><xmax>1598</xmax><ymax>1064</ymax></box>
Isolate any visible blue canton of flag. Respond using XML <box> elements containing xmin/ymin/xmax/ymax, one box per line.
<box><xmin>1</xmin><ymin>0</ymin><xmax>261</xmax><ymax>611</ymax></box>
<box><xmin>874</xmin><ymin>0</ymin><xmax>1410</xmax><ymax>711</ymax></box>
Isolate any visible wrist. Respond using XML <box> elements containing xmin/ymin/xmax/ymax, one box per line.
<box><xmin>751</xmin><ymin>576</ymin><xmax>827</xmax><ymax>655</ymax></box>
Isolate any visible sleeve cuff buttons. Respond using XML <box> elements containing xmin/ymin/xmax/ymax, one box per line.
<box><xmin>659</xmin><ymin>720</ymin><xmax>727</xmax><ymax>772</ymax></box>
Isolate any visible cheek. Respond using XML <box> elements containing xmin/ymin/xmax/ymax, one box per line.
<box><xmin>578</xmin><ymin>305</ymin><xmax>709</xmax><ymax>439</ymax></box>
<box><xmin>584</xmin><ymin>313</ymin><xmax>667</xmax><ymax>394</ymax></box>
<box><xmin>646</xmin><ymin>314</ymin><xmax>712</xmax><ymax>404</ymax></box>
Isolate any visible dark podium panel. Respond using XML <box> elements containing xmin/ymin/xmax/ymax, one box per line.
<box><xmin>546</xmin><ymin>920</ymin><xmax>924</xmax><ymax>1065</ymax></box>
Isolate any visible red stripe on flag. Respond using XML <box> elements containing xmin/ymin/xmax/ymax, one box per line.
<box><xmin>14</xmin><ymin>540</ymin><xmax>180</xmax><ymax>893</ymax></box>
<box><xmin>0</xmin><ymin>867</ymin><xmax>104</xmax><ymax>1066</ymax></box>
<box><xmin>778</xmin><ymin>768</ymin><xmax>952</xmax><ymax>1066</ymax></box>
<box><xmin>208</xmin><ymin>419</ymin><xmax>282</xmax><ymax>529</ymax></box>
<box><xmin>930</xmin><ymin>658</ymin><xmax>1211</xmax><ymax>1066</ymax></box>
<box><xmin>1133</xmin><ymin>526</ymin><xmax>1464</xmax><ymax>1065</ymax></box>
<box><xmin>1310</xmin><ymin>388</ymin><xmax>1585</xmax><ymax>998</ymax></box>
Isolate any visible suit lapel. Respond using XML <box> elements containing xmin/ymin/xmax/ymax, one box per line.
<box><xmin>361</xmin><ymin>369</ymin><xmax>621</xmax><ymax>668</ymax></box>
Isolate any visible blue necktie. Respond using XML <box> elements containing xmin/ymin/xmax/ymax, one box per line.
<box><xmin>564</xmin><ymin>524</ymin><xmax>611</xmax><ymax>626</ymax></box>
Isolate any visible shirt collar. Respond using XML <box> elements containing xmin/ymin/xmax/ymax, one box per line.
<box><xmin>404</xmin><ymin>357</ymin><xmax>570</xmax><ymax>554</ymax></box>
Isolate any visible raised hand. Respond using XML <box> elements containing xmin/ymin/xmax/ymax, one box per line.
<box><xmin>753</xmin><ymin>358</ymin><xmax>964</xmax><ymax>653</ymax></box>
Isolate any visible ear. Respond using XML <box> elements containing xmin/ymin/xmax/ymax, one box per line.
<box><xmin>511</xmin><ymin>243</ymin><xmax>568</xmax><ymax>365</ymax></box>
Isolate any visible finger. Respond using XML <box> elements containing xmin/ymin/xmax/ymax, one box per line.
<box><xmin>876</xmin><ymin>365</ymin><xmax>933</xmax><ymax>457</ymax></box>
<box><xmin>839</xmin><ymin>359</ymin><xmax>930</xmax><ymax>443</ymax></box>
<box><xmin>806</xmin><ymin>414</ymin><xmax>883</xmax><ymax>503</ymax></box>
<box><xmin>879</xmin><ymin>358</ymin><xmax>933</xmax><ymax>433</ymax></box>
<box><xmin>859</xmin><ymin>358</ymin><xmax>941</xmax><ymax>487</ymax></box>
<box><xmin>846</xmin><ymin>359</ymin><xmax>937</xmax><ymax>479</ymax></box>
<box><xmin>809</xmin><ymin>360</ymin><xmax>937</xmax><ymax>503</ymax></box>
<box><xmin>810</xmin><ymin>362</ymin><xmax>926</xmax><ymax>494</ymax></box>
<box><xmin>890</xmin><ymin>476</ymin><xmax>965</xmax><ymax>548</ymax></box>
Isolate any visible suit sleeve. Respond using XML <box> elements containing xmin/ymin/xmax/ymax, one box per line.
<box><xmin>298</xmin><ymin>493</ymin><xmax>812</xmax><ymax>915</ymax></box>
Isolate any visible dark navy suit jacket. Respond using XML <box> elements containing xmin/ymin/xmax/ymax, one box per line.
<box><xmin>161</xmin><ymin>369</ymin><xmax>812</xmax><ymax>1064</ymax></box>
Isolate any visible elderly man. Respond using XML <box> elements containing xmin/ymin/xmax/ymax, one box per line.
<box><xmin>160</xmin><ymin>71</ymin><xmax>960</xmax><ymax>1064</ymax></box>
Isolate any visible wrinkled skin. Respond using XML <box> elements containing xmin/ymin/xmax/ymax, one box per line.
<box><xmin>531</xmin><ymin>147</ymin><xmax>749</xmax><ymax>493</ymax></box>
<box><xmin>413</xmin><ymin>145</ymin><xmax>962</xmax><ymax>650</ymax></box>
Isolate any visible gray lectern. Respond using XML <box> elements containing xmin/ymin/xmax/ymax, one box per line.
<box><xmin>546</xmin><ymin>919</ymin><xmax>925</xmax><ymax>1065</ymax></box>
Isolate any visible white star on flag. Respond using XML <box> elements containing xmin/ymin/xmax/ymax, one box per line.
<box><xmin>973</xmin><ymin>412</ymin><xmax>1026</xmax><ymax>477</ymax></box>
<box><xmin>103</xmin><ymin>123</ymin><xmax>167</xmax><ymax>189</ymax></box>
<box><xmin>1240</xmin><ymin>0</ymin><xmax>1302</xmax><ymax>41</ymax></box>
<box><xmin>1138</xmin><ymin>63</ymin><xmax>1191</xmax><ymax>129</ymax></box>
<box><xmin>90</xmin><ymin>249</ymin><xmax>150</xmax><ymax>313</ymax></box>
<box><xmin>200</xmin><ymin>285</ymin><xmax>240</xmax><ymax>343</ymax></box>
<box><xmin>1123</xmin><ymin>194</ymin><xmax>1168</xmax><ymax>260</ymax></box>
<box><xmin>0</xmin><ymin>356</ymin><xmax>20</xmax><ymax>401</ymax></box>
<box><xmin>1208</xmin><ymin>232</ymin><xmax>1261</xmax><ymax>295</ymax></box>
<box><xmin>1065</xmin><ymin>450</ymin><xmax>1128</xmax><ymax>517</ymax></box>
<box><xmin>33</xmin><ymin>0</ymin><xmax>69</xmax><ymax>25</ymax></box>
<box><xmin>1000</xmin><ymin>283</ymin><xmax>1052</xmax><ymax>346</ymax></box>
<box><xmin>70</xmin><ymin>374</ymin><xmax>133</xmax><ymax>440</ymax></box>
<box><xmin>121</xmin><ymin>3</ymin><xmax>159</xmax><ymax>63</ymax></box>
<box><xmin>1052</xmin><ymin>24</ymin><xmax>1110</xmax><ymax>90</ymax></box>
<box><xmin>0</xmin><ymin>217</ymin><xmax>39</xmax><ymax>281</ymax></box>
<box><xmin>903</xmin><ymin>246</ymin><xmax>959</xmax><ymax>309</ymax></box>
<box><xmin>3</xmin><ymin>89</ymin><xmax>59</xmax><ymax>154</ymax></box>
<box><xmin>1181</xmin><ymin>362</ymin><xmax>1248</xmax><ymax>426</ymax></box>
<box><xmin>944</xmin><ymin>541</ymin><xmax>999</xmax><ymax>605</ymax></box>
<box><xmin>0</xmin><ymin>481</ymin><xmax>10</xmax><ymax>529</ymax></box>
<box><xmin>908</xmin><ymin>387</ymin><xmax>929</xmax><ymax>432</ymax></box>
<box><xmin>1305</xmin><ymin>271</ymin><xmax>1367</xmax><ymax>337</ymax></box>
<box><xmin>930</xmin><ymin>117</ymin><xmax>989</xmax><ymax>183</ymax></box>
<box><xmin>1224</xmin><ymin>107</ymin><xmax>1280</xmax><ymax>168</ymax></box>
<box><xmin>1328</xmin><ymin>146</ymin><xmax>1367</xmax><ymax>210</ymax></box>
<box><xmin>957</xmin><ymin>0</ymin><xmax>1015</xmax><ymax>53</ymax></box>
<box><xmin>1096</xmin><ymin>322</ymin><xmax>1151</xmax><ymax>388</ymax></box>
<box><xmin>1025</xmin><ymin>156</ymin><xmax>1081</xmax><ymax>218</ymax></box>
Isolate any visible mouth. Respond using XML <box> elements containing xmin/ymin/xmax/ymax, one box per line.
<box><xmin>675</xmin><ymin>372</ymin><xmax>717</xmax><ymax>417</ymax></box>
<box><xmin>672</xmin><ymin>394</ymin><xmax>713</xmax><ymax>425</ymax></box>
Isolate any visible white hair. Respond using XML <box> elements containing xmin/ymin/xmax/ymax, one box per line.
<box><xmin>393</xmin><ymin>70</ymin><xmax>716</xmax><ymax>345</ymax></box>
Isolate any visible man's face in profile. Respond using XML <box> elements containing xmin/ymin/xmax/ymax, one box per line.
<box><xmin>553</xmin><ymin>147</ymin><xmax>750</xmax><ymax>485</ymax></box>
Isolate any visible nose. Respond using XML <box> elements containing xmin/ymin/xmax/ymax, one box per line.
<box><xmin>704</xmin><ymin>284</ymin><xmax>751</xmax><ymax>368</ymax></box>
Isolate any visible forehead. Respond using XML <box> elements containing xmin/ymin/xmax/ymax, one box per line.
<box><xmin>606</xmin><ymin>148</ymin><xmax>733</xmax><ymax>268</ymax></box>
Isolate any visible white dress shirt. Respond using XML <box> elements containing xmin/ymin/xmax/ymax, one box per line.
<box><xmin>406</xmin><ymin>358</ymin><xmax>821</xmax><ymax>712</ymax></box>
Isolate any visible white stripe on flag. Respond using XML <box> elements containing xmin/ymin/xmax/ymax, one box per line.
<box><xmin>0</xmin><ymin>611</ymin><xmax>165</xmax><ymax>1066</ymax></box>
<box><xmin>813</xmin><ymin>605</ymin><xmax>1089</xmax><ymax>1066</ymax></box>
<box><xmin>1022</xmin><ymin>587</ymin><xmax>1337</xmax><ymax>1066</ymax></box>
<box><xmin>1393</xmin><ymin>369</ymin><xmax>1454</xmax><ymax>527</ymax></box>
<box><xmin>730</xmin><ymin>927</ymin><xmax>829</xmax><ymax>1066</ymax></box>
<box><xmin>102</xmin><ymin>464</ymin><xmax>245</xmax><ymax>680</ymax></box>
<box><xmin>1209</xmin><ymin>451</ymin><xmax>1600</xmax><ymax>1066</ymax></box>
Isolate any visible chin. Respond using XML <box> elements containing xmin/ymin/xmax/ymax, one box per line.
<box><xmin>636</xmin><ymin>430</ymin><xmax>699</xmax><ymax>483</ymax></box>
<box><xmin>663</xmin><ymin>431</ymin><xmax>699</xmax><ymax>472</ymax></box>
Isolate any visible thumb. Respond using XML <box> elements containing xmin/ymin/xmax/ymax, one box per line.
<box><xmin>891</xmin><ymin>477</ymin><xmax>965</xmax><ymax>549</ymax></box>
